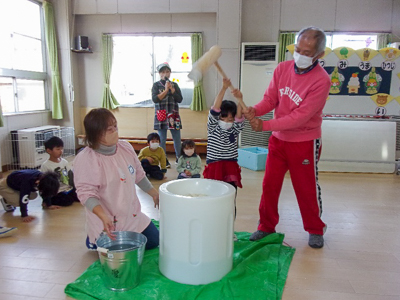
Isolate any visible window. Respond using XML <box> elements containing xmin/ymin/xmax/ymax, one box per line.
<box><xmin>110</xmin><ymin>34</ymin><xmax>193</xmax><ymax>107</ymax></box>
<box><xmin>0</xmin><ymin>0</ymin><xmax>47</xmax><ymax>114</ymax></box>
<box><xmin>295</xmin><ymin>32</ymin><xmax>379</xmax><ymax>50</ymax></box>
<box><xmin>330</xmin><ymin>34</ymin><xmax>377</xmax><ymax>50</ymax></box>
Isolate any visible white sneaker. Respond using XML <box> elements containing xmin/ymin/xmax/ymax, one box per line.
<box><xmin>0</xmin><ymin>197</ymin><xmax>15</xmax><ymax>212</ymax></box>
<box><xmin>0</xmin><ymin>226</ymin><xmax>18</xmax><ymax>238</ymax></box>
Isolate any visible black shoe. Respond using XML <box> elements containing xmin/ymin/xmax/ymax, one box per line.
<box><xmin>166</xmin><ymin>159</ymin><xmax>171</xmax><ymax>169</ymax></box>
<box><xmin>308</xmin><ymin>234</ymin><xmax>324</xmax><ymax>248</ymax></box>
<box><xmin>249</xmin><ymin>230</ymin><xmax>272</xmax><ymax>241</ymax></box>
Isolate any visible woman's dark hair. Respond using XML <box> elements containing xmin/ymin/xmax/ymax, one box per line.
<box><xmin>38</xmin><ymin>172</ymin><xmax>60</xmax><ymax>199</ymax></box>
<box><xmin>220</xmin><ymin>100</ymin><xmax>237</xmax><ymax>118</ymax></box>
<box><xmin>84</xmin><ymin>108</ymin><xmax>116</xmax><ymax>149</ymax></box>
<box><xmin>147</xmin><ymin>132</ymin><xmax>160</xmax><ymax>143</ymax></box>
<box><xmin>180</xmin><ymin>139</ymin><xmax>197</xmax><ymax>157</ymax></box>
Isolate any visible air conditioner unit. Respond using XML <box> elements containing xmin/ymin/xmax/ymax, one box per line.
<box><xmin>239</xmin><ymin>43</ymin><xmax>279</xmax><ymax>147</ymax></box>
<box><xmin>11</xmin><ymin>125</ymin><xmax>61</xmax><ymax>169</ymax></box>
<box><xmin>240</xmin><ymin>42</ymin><xmax>278</xmax><ymax>106</ymax></box>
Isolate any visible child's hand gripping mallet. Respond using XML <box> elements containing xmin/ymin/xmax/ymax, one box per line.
<box><xmin>188</xmin><ymin>45</ymin><xmax>248</xmax><ymax>111</ymax></box>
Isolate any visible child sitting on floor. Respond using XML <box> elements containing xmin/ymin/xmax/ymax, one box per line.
<box><xmin>176</xmin><ymin>140</ymin><xmax>202</xmax><ymax>179</ymax></box>
<box><xmin>0</xmin><ymin>170</ymin><xmax>60</xmax><ymax>222</ymax></box>
<box><xmin>138</xmin><ymin>132</ymin><xmax>167</xmax><ymax>180</ymax></box>
<box><xmin>40</xmin><ymin>136</ymin><xmax>79</xmax><ymax>207</ymax></box>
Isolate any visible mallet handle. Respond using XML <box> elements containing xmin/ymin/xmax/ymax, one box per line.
<box><xmin>214</xmin><ymin>61</ymin><xmax>248</xmax><ymax>111</ymax></box>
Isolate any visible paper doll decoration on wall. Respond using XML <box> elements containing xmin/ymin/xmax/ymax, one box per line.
<box><xmin>329</xmin><ymin>67</ymin><xmax>345</xmax><ymax>94</ymax></box>
<box><xmin>355</xmin><ymin>48</ymin><xmax>378</xmax><ymax>71</ymax></box>
<box><xmin>181</xmin><ymin>52</ymin><xmax>189</xmax><ymax>63</ymax></box>
<box><xmin>333</xmin><ymin>47</ymin><xmax>354</xmax><ymax>59</ymax></box>
<box><xmin>363</xmin><ymin>67</ymin><xmax>382</xmax><ymax>94</ymax></box>
<box><xmin>370</xmin><ymin>93</ymin><xmax>394</xmax><ymax>106</ymax></box>
<box><xmin>333</xmin><ymin>47</ymin><xmax>355</xmax><ymax>70</ymax></box>
<box><xmin>379</xmin><ymin>47</ymin><xmax>400</xmax><ymax>61</ymax></box>
<box><xmin>347</xmin><ymin>73</ymin><xmax>360</xmax><ymax>94</ymax></box>
<box><xmin>370</xmin><ymin>93</ymin><xmax>394</xmax><ymax>116</ymax></box>
<box><xmin>355</xmin><ymin>48</ymin><xmax>379</xmax><ymax>61</ymax></box>
<box><xmin>379</xmin><ymin>47</ymin><xmax>399</xmax><ymax>72</ymax></box>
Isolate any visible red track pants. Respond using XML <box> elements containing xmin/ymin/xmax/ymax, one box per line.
<box><xmin>258</xmin><ymin>135</ymin><xmax>327</xmax><ymax>235</ymax></box>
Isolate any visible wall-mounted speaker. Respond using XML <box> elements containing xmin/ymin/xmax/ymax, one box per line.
<box><xmin>75</xmin><ymin>36</ymin><xmax>89</xmax><ymax>50</ymax></box>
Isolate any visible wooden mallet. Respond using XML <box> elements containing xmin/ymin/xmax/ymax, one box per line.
<box><xmin>188</xmin><ymin>45</ymin><xmax>247</xmax><ymax>110</ymax></box>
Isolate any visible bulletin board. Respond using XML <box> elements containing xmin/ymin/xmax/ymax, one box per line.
<box><xmin>286</xmin><ymin>45</ymin><xmax>400</xmax><ymax>116</ymax></box>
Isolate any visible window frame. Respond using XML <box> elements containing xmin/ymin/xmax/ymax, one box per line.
<box><xmin>110</xmin><ymin>33</ymin><xmax>194</xmax><ymax>108</ymax></box>
<box><xmin>293</xmin><ymin>31</ymin><xmax>386</xmax><ymax>51</ymax></box>
<box><xmin>0</xmin><ymin>0</ymin><xmax>49</xmax><ymax>116</ymax></box>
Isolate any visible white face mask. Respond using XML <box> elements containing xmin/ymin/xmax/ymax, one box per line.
<box><xmin>184</xmin><ymin>149</ymin><xmax>195</xmax><ymax>156</ymax></box>
<box><xmin>293</xmin><ymin>51</ymin><xmax>315</xmax><ymax>69</ymax></box>
<box><xmin>100</xmin><ymin>131</ymin><xmax>119</xmax><ymax>146</ymax></box>
<box><xmin>218</xmin><ymin>120</ymin><xmax>233</xmax><ymax>130</ymax></box>
<box><xmin>150</xmin><ymin>142</ymin><xmax>159</xmax><ymax>150</ymax></box>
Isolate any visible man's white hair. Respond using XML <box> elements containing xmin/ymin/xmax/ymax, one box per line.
<box><xmin>297</xmin><ymin>26</ymin><xmax>326</xmax><ymax>54</ymax></box>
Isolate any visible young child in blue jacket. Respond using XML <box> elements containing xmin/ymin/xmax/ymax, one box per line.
<box><xmin>0</xmin><ymin>170</ymin><xmax>59</xmax><ymax>222</ymax></box>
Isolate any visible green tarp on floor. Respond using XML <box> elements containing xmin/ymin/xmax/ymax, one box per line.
<box><xmin>65</xmin><ymin>231</ymin><xmax>295</xmax><ymax>300</ymax></box>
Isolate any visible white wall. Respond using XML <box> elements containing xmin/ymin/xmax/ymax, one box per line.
<box><xmin>241</xmin><ymin>0</ymin><xmax>280</xmax><ymax>43</ymax></box>
<box><xmin>393</xmin><ymin>0</ymin><xmax>400</xmax><ymax>42</ymax></box>
<box><xmin>242</xmin><ymin>0</ymin><xmax>396</xmax><ymax>42</ymax></box>
<box><xmin>281</xmin><ymin>0</ymin><xmax>393</xmax><ymax>32</ymax></box>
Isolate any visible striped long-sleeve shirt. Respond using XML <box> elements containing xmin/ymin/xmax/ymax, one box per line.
<box><xmin>206</xmin><ymin>109</ymin><xmax>244</xmax><ymax>164</ymax></box>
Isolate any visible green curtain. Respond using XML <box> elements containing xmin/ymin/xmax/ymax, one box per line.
<box><xmin>101</xmin><ymin>34</ymin><xmax>120</xmax><ymax>110</ymax></box>
<box><xmin>278</xmin><ymin>32</ymin><xmax>295</xmax><ymax>62</ymax></box>
<box><xmin>43</xmin><ymin>1</ymin><xmax>63</xmax><ymax>119</ymax></box>
<box><xmin>189</xmin><ymin>33</ymin><xmax>206</xmax><ymax>111</ymax></box>
<box><xmin>377</xmin><ymin>33</ymin><xmax>392</xmax><ymax>49</ymax></box>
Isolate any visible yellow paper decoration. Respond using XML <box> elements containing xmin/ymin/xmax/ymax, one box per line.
<box><xmin>370</xmin><ymin>93</ymin><xmax>394</xmax><ymax>107</ymax></box>
<box><xmin>286</xmin><ymin>44</ymin><xmax>295</xmax><ymax>55</ymax></box>
<box><xmin>396</xmin><ymin>96</ymin><xmax>400</xmax><ymax>105</ymax></box>
<box><xmin>181</xmin><ymin>52</ymin><xmax>189</xmax><ymax>63</ymax></box>
<box><xmin>321</xmin><ymin>47</ymin><xmax>332</xmax><ymax>58</ymax></box>
<box><xmin>355</xmin><ymin>48</ymin><xmax>378</xmax><ymax>61</ymax></box>
<box><xmin>329</xmin><ymin>67</ymin><xmax>345</xmax><ymax>94</ymax></box>
<box><xmin>363</xmin><ymin>67</ymin><xmax>382</xmax><ymax>94</ymax></box>
<box><xmin>378</xmin><ymin>47</ymin><xmax>400</xmax><ymax>61</ymax></box>
<box><xmin>333</xmin><ymin>47</ymin><xmax>355</xmax><ymax>60</ymax></box>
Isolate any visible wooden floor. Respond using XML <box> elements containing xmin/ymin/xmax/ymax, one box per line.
<box><xmin>1</xmin><ymin>155</ymin><xmax>399</xmax><ymax>300</ymax></box>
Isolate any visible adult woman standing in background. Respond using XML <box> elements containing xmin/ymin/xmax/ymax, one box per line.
<box><xmin>152</xmin><ymin>62</ymin><xmax>183</xmax><ymax>168</ymax></box>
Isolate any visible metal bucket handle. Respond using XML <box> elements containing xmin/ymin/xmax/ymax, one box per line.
<box><xmin>97</xmin><ymin>247</ymin><xmax>109</xmax><ymax>254</ymax></box>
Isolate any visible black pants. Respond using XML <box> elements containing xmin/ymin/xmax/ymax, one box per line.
<box><xmin>141</xmin><ymin>159</ymin><xmax>164</xmax><ymax>180</ymax></box>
